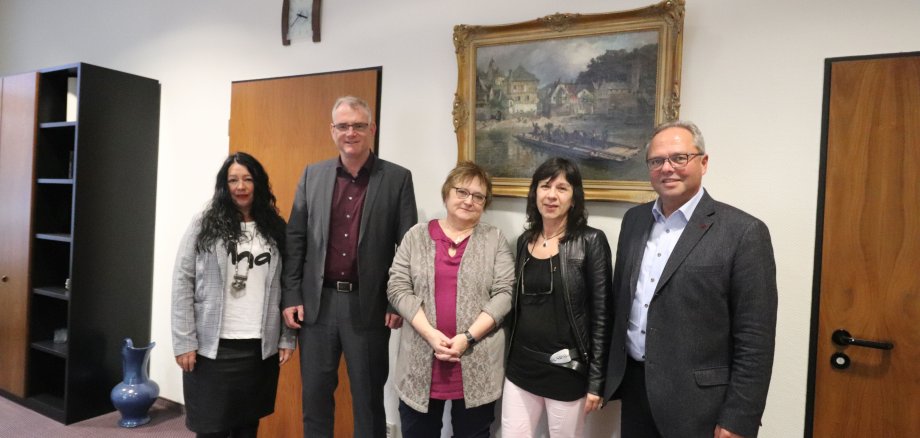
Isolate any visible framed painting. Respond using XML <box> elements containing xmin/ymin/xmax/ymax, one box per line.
<box><xmin>453</xmin><ymin>0</ymin><xmax>684</xmax><ymax>202</ymax></box>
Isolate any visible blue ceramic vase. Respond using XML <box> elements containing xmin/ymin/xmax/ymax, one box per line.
<box><xmin>110</xmin><ymin>338</ymin><xmax>160</xmax><ymax>427</ymax></box>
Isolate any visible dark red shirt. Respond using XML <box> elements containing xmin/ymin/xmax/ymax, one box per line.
<box><xmin>323</xmin><ymin>155</ymin><xmax>373</xmax><ymax>283</ymax></box>
<box><xmin>428</xmin><ymin>220</ymin><xmax>468</xmax><ymax>400</ymax></box>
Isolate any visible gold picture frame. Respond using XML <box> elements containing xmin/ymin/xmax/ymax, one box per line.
<box><xmin>453</xmin><ymin>0</ymin><xmax>684</xmax><ymax>202</ymax></box>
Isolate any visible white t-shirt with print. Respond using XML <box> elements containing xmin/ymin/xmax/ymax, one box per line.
<box><xmin>220</xmin><ymin>221</ymin><xmax>271</xmax><ymax>339</ymax></box>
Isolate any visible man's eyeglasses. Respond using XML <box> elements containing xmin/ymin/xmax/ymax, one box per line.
<box><xmin>332</xmin><ymin>122</ymin><xmax>370</xmax><ymax>133</ymax></box>
<box><xmin>646</xmin><ymin>153</ymin><xmax>704</xmax><ymax>170</ymax></box>
<box><xmin>453</xmin><ymin>187</ymin><xmax>487</xmax><ymax>205</ymax></box>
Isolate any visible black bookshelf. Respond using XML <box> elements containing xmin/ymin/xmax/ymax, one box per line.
<box><xmin>26</xmin><ymin>63</ymin><xmax>160</xmax><ymax>424</ymax></box>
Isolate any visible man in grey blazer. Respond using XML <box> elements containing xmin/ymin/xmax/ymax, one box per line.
<box><xmin>282</xmin><ymin>96</ymin><xmax>417</xmax><ymax>437</ymax></box>
<box><xmin>604</xmin><ymin>120</ymin><xmax>777</xmax><ymax>438</ymax></box>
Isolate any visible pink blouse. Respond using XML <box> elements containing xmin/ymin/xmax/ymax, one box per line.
<box><xmin>428</xmin><ymin>220</ymin><xmax>469</xmax><ymax>400</ymax></box>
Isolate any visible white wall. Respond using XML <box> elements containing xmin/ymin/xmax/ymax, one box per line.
<box><xmin>2</xmin><ymin>1</ymin><xmax>918</xmax><ymax>436</ymax></box>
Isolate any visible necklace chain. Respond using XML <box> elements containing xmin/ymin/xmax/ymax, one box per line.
<box><xmin>442</xmin><ymin>220</ymin><xmax>475</xmax><ymax>244</ymax></box>
<box><xmin>540</xmin><ymin>227</ymin><xmax>566</xmax><ymax>247</ymax></box>
<box><xmin>231</xmin><ymin>223</ymin><xmax>255</xmax><ymax>297</ymax></box>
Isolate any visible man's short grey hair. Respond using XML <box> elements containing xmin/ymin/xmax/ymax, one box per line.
<box><xmin>331</xmin><ymin>96</ymin><xmax>374</xmax><ymax>124</ymax></box>
<box><xmin>646</xmin><ymin>120</ymin><xmax>706</xmax><ymax>154</ymax></box>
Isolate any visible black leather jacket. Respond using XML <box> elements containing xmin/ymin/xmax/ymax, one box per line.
<box><xmin>509</xmin><ymin>226</ymin><xmax>613</xmax><ymax>395</ymax></box>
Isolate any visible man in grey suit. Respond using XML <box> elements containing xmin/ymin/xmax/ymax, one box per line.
<box><xmin>282</xmin><ymin>96</ymin><xmax>417</xmax><ymax>437</ymax></box>
<box><xmin>604</xmin><ymin>120</ymin><xmax>777</xmax><ymax>438</ymax></box>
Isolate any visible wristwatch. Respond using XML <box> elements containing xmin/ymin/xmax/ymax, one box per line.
<box><xmin>463</xmin><ymin>330</ymin><xmax>477</xmax><ymax>346</ymax></box>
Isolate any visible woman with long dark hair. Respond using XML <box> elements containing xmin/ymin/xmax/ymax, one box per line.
<box><xmin>502</xmin><ymin>157</ymin><xmax>612</xmax><ymax>437</ymax></box>
<box><xmin>172</xmin><ymin>152</ymin><xmax>294</xmax><ymax>438</ymax></box>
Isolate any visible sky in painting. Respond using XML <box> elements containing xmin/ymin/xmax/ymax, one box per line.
<box><xmin>477</xmin><ymin>30</ymin><xmax>658</xmax><ymax>87</ymax></box>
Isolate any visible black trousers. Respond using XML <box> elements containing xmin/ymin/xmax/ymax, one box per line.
<box><xmin>298</xmin><ymin>288</ymin><xmax>390</xmax><ymax>438</ymax></box>
<box><xmin>399</xmin><ymin>399</ymin><xmax>495</xmax><ymax>438</ymax></box>
<box><xmin>619</xmin><ymin>358</ymin><xmax>663</xmax><ymax>438</ymax></box>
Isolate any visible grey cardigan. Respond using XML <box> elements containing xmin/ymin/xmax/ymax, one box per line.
<box><xmin>387</xmin><ymin>221</ymin><xmax>515</xmax><ymax>412</ymax></box>
<box><xmin>171</xmin><ymin>217</ymin><xmax>296</xmax><ymax>360</ymax></box>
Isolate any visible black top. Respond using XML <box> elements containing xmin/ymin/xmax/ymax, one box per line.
<box><xmin>506</xmin><ymin>252</ymin><xmax>584</xmax><ymax>401</ymax></box>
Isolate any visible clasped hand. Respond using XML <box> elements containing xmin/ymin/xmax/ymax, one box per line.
<box><xmin>426</xmin><ymin>330</ymin><xmax>468</xmax><ymax>362</ymax></box>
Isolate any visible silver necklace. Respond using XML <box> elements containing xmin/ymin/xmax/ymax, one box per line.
<box><xmin>230</xmin><ymin>225</ymin><xmax>254</xmax><ymax>297</ymax></box>
<box><xmin>443</xmin><ymin>220</ymin><xmax>474</xmax><ymax>244</ymax></box>
<box><xmin>540</xmin><ymin>228</ymin><xmax>566</xmax><ymax>247</ymax></box>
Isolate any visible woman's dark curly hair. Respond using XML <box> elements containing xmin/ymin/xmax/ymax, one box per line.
<box><xmin>195</xmin><ymin>152</ymin><xmax>286</xmax><ymax>253</ymax></box>
<box><xmin>522</xmin><ymin>157</ymin><xmax>588</xmax><ymax>244</ymax></box>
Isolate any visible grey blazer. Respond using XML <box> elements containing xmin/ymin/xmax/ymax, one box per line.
<box><xmin>282</xmin><ymin>156</ymin><xmax>417</xmax><ymax>326</ymax></box>
<box><xmin>171</xmin><ymin>217</ymin><xmax>296</xmax><ymax>360</ymax></box>
<box><xmin>604</xmin><ymin>190</ymin><xmax>777</xmax><ymax>437</ymax></box>
<box><xmin>387</xmin><ymin>221</ymin><xmax>514</xmax><ymax>412</ymax></box>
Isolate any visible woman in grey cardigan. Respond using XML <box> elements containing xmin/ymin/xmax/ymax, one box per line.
<box><xmin>172</xmin><ymin>152</ymin><xmax>295</xmax><ymax>438</ymax></box>
<box><xmin>387</xmin><ymin>161</ymin><xmax>514</xmax><ymax>438</ymax></box>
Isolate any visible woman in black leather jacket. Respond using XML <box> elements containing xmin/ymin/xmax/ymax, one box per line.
<box><xmin>501</xmin><ymin>157</ymin><xmax>612</xmax><ymax>438</ymax></box>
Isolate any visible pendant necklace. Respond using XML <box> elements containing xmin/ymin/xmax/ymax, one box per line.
<box><xmin>445</xmin><ymin>221</ymin><xmax>474</xmax><ymax>257</ymax></box>
<box><xmin>230</xmin><ymin>224</ymin><xmax>254</xmax><ymax>297</ymax></box>
<box><xmin>540</xmin><ymin>227</ymin><xmax>566</xmax><ymax>247</ymax></box>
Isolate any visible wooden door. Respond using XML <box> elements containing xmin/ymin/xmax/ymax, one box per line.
<box><xmin>0</xmin><ymin>73</ymin><xmax>37</xmax><ymax>398</ymax></box>
<box><xmin>808</xmin><ymin>53</ymin><xmax>920</xmax><ymax>436</ymax></box>
<box><xmin>228</xmin><ymin>68</ymin><xmax>381</xmax><ymax>438</ymax></box>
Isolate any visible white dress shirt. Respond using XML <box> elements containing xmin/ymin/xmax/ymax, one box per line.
<box><xmin>626</xmin><ymin>188</ymin><xmax>705</xmax><ymax>361</ymax></box>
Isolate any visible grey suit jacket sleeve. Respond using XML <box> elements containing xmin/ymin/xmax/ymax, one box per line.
<box><xmin>282</xmin><ymin>166</ymin><xmax>310</xmax><ymax>309</ymax></box>
<box><xmin>718</xmin><ymin>218</ymin><xmax>778</xmax><ymax>436</ymax></box>
<box><xmin>396</xmin><ymin>168</ymin><xmax>417</xmax><ymax>241</ymax></box>
<box><xmin>389</xmin><ymin>166</ymin><xmax>418</xmax><ymax>314</ymax></box>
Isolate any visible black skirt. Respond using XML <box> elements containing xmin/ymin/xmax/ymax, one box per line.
<box><xmin>183</xmin><ymin>339</ymin><xmax>280</xmax><ymax>433</ymax></box>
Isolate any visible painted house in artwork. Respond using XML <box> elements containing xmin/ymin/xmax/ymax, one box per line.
<box><xmin>476</xmin><ymin>59</ymin><xmax>539</xmax><ymax>119</ymax></box>
<box><xmin>541</xmin><ymin>81</ymin><xmax>597</xmax><ymax>117</ymax></box>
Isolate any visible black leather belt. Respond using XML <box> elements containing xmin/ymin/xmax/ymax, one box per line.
<box><xmin>323</xmin><ymin>280</ymin><xmax>357</xmax><ymax>292</ymax></box>
<box><xmin>516</xmin><ymin>346</ymin><xmax>586</xmax><ymax>374</ymax></box>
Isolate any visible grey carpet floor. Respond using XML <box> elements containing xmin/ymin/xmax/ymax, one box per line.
<box><xmin>0</xmin><ymin>397</ymin><xmax>193</xmax><ymax>438</ymax></box>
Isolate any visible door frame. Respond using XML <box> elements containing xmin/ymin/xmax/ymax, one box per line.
<box><xmin>804</xmin><ymin>50</ymin><xmax>920</xmax><ymax>437</ymax></box>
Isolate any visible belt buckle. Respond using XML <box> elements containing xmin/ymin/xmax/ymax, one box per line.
<box><xmin>336</xmin><ymin>281</ymin><xmax>352</xmax><ymax>292</ymax></box>
<box><xmin>550</xmin><ymin>348</ymin><xmax>573</xmax><ymax>364</ymax></box>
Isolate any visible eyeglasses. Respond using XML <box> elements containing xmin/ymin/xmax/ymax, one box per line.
<box><xmin>646</xmin><ymin>153</ymin><xmax>704</xmax><ymax>170</ymax></box>
<box><xmin>519</xmin><ymin>256</ymin><xmax>555</xmax><ymax>296</ymax></box>
<box><xmin>332</xmin><ymin>122</ymin><xmax>370</xmax><ymax>133</ymax></box>
<box><xmin>453</xmin><ymin>187</ymin><xmax>487</xmax><ymax>205</ymax></box>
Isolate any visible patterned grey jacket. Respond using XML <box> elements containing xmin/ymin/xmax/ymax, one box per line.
<box><xmin>387</xmin><ymin>221</ymin><xmax>515</xmax><ymax>412</ymax></box>
<box><xmin>171</xmin><ymin>217</ymin><xmax>296</xmax><ymax>360</ymax></box>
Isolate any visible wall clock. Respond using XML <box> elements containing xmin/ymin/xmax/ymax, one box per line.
<box><xmin>282</xmin><ymin>0</ymin><xmax>322</xmax><ymax>45</ymax></box>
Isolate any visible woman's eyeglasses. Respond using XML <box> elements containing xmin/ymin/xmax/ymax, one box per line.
<box><xmin>520</xmin><ymin>256</ymin><xmax>555</xmax><ymax>296</ymax></box>
<box><xmin>453</xmin><ymin>187</ymin><xmax>487</xmax><ymax>205</ymax></box>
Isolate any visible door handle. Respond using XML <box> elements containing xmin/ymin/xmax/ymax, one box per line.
<box><xmin>1</xmin><ymin>275</ymin><xmax>8</xmax><ymax>282</ymax></box>
<box><xmin>832</xmin><ymin>329</ymin><xmax>894</xmax><ymax>350</ymax></box>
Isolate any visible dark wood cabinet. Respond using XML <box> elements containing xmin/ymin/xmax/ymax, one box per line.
<box><xmin>2</xmin><ymin>63</ymin><xmax>161</xmax><ymax>424</ymax></box>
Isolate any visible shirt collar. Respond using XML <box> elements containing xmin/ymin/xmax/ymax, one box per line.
<box><xmin>652</xmin><ymin>187</ymin><xmax>706</xmax><ymax>223</ymax></box>
<box><xmin>336</xmin><ymin>152</ymin><xmax>376</xmax><ymax>176</ymax></box>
